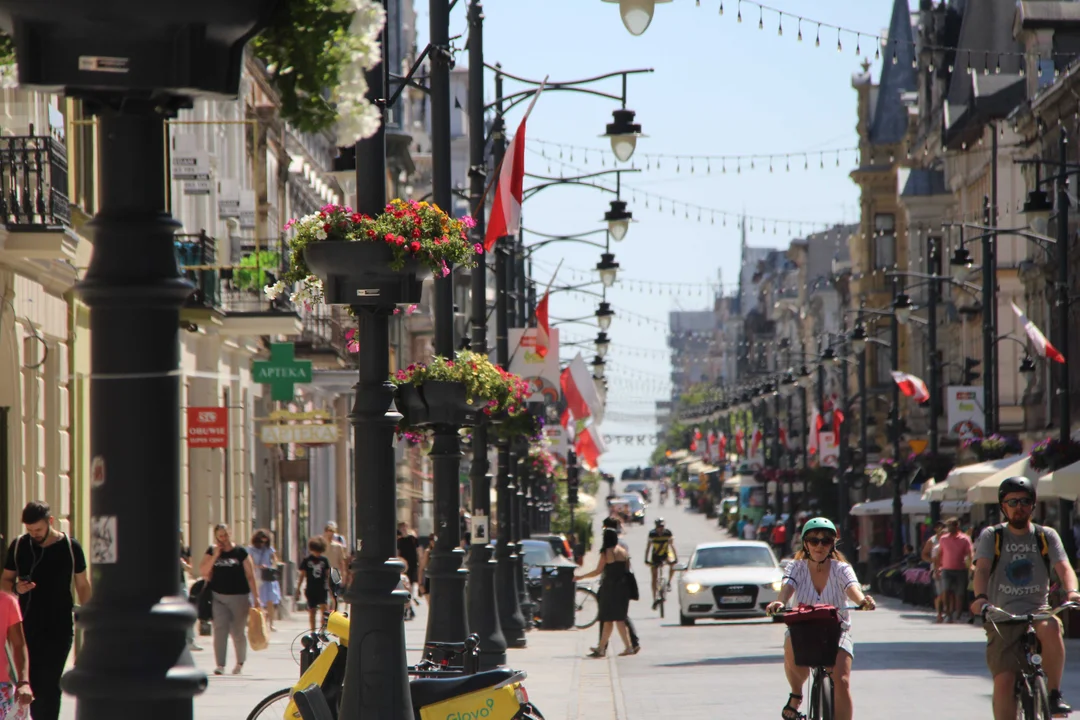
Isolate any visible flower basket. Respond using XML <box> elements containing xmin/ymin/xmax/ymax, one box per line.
<box><xmin>1029</xmin><ymin>438</ymin><xmax>1080</xmax><ymax>473</ymax></box>
<box><xmin>396</xmin><ymin>381</ymin><xmax>478</xmax><ymax>428</ymax></box>
<box><xmin>910</xmin><ymin>452</ymin><xmax>955</xmax><ymax>482</ymax></box>
<box><xmin>305</xmin><ymin>240</ymin><xmax>427</xmax><ymax>306</ymax></box>
<box><xmin>963</xmin><ymin>434</ymin><xmax>1023</xmax><ymax>462</ymax></box>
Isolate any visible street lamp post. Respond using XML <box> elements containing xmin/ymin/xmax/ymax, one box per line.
<box><xmin>464</xmin><ymin>0</ymin><xmax>507</xmax><ymax>670</ymax></box>
<box><xmin>1055</xmin><ymin>131</ymin><xmax>1071</xmax><ymax>446</ymax></box>
<box><xmin>890</xmin><ymin>278</ymin><xmax>904</xmax><ymax>563</ymax></box>
<box><xmin>982</xmin><ymin>194</ymin><xmax>998</xmax><ymax>435</ymax></box>
<box><xmin>928</xmin><ymin>236</ymin><xmax>940</xmax><ymax>458</ymax></box>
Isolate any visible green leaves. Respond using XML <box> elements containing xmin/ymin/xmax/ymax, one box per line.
<box><xmin>234</xmin><ymin>251</ymin><xmax>280</xmax><ymax>291</ymax></box>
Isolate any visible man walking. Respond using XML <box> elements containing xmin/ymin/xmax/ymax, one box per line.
<box><xmin>921</xmin><ymin>521</ymin><xmax>946</xmax><ymax>622</ymax></box>
<box><xmin>322</xmin><ymin>523</ymin><xmax>348</xmax><ymax>611</ymax></box>
<box><xmin>2</xmin><ymin>501</ymin><xmax>92</xmax><ymax>720</ymax></box>
<box><xmin>938</xmin><ymin>517</ymin><xmax>973</xmax><ymax>623</ymax></box>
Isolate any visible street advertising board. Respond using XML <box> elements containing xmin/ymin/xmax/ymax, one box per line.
<box><xmin>818</xmin><ymin>431</ymin><xmax>839</xmax><ymax>468</ymax></box>
<box><xmin>186</xmin><ymin>407</ymin><xmax>228</xmax><ymax>448</ymax></box>
<box><xmin>171</xmin><ymin>135</ymin><xmax>212</xmax><ymax>196</ymax></box>
<box><xmin>947</xmin><ymin>386</ymin><xmax>985</xmax><ymax>440</ymax></box>
<box><xmin>218</xmin><ymin>178</ymin><xmax>240</xmax><ymax>218</ymax></box>
<box><xmin>260</xmin><ymin>423</ymin><xmax>339</xmax><ymax>445</ymax></box>
<box><xmin>508</xmin><ymin>328</ymin><xmax>560</xmax><ymax>403</ymax></box>
<box><xmin>544</xmin><ymin>425</ymin><xmax>570</xmax><ymax>460</ymax></box>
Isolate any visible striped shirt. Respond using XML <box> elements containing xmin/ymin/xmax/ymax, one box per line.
<box><xmin>782</xmin><ymin>559</ymin><xmax>860</xmax><ymax>627</ymax></box>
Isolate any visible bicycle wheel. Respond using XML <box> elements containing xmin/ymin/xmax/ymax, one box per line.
<box><xmin>659</xmin><ymin>587</ymin><xmax>666</xmax><ymax>618</ymax></box>
<box><xmin>1023</xmin><ymin>674</ymin><xmax>1052</xmax><ymax>720</ymax></box>
<box><xmin>808</xmin><ymin>669</ymin><xmax>834</xmax><ymax>720</ymax></box>
<box><xmin>574</xmin><ymin>587</ymin><xmax>599</xmax><ymax>629</ymax></box>
<box><xmin>246</xmin><ymin>688</ymin><xmax>293</xmax><ymax>720</ymax></box>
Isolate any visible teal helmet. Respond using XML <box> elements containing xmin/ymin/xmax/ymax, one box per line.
<box><xmin>801</xmin><ymin>517</ymin><xmax>838</xmax><ymax>539</ymax></box>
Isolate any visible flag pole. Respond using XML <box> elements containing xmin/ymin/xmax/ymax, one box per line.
<box><xmin>509</xmin><ymin>259</ymin><xmax>561</xmax><ymax>365</ymax></box>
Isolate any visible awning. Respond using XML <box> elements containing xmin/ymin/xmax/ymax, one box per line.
<box><xmin>923</xmin><ymin>455</ymin><xmax>1027</xmax><ymax>501</ymax></box>
<box><xmin>1035</xmin><ymin>473</ymin><xmax>1062</xmax><ymax>502</ymax></box>
<box><xmin>851</xmin><ymin>491</ymin><xmax>971</xmax><ymax>517</ymax></box>
<box><xmin>1050</xmin><ymin>459</ymin><xmax>1080</xmax><ymax>501</ymax></box>
<box><xmin>723</xmin><ymin>474</ymin><xmax>760</xmax><ymax>490</ymax></box>
<box><xmin>967</xmin><ymin>457</ymin><xmax>1039</xmax><ymax>504</ymax></box>
<box><xmin>677</xmin><ymin>454</ymin><xmax>703</xmax><ymax>466</ymax></box>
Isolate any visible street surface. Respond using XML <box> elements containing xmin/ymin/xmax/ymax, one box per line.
<box><xmin>54</xmin><ymin>494</ymin><xmax>1080</xmax><ymax>718</ymax></box>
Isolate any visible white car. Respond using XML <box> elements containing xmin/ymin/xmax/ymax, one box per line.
<box><xmin>676</xmin><ymin>540</ymin><xmax>784</xmax><ymax>626</ymax></box>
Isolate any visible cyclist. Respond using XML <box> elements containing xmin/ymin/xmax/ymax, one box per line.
<box><xmin>645</xmin><ymin>518</ymin><xmax>676</xmax><ymax>608</ymax></box>
<box><xmin>970</xmin><ymin>476</ymin><xmax>1080</xmax><ymax>719</ymax></box>
<box><xmin>766</xmin><ymin>517</ymin><xmax>875</xmax><ymax>720</ymax></box>
<box><xmin>659</xmin><ymin>481</ymin><xmax>669</xmax><ymax>506</ymax></box>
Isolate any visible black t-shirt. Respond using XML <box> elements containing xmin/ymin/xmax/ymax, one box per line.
<box><xmin>397</xmin><ymin>534</ymin><xmax>419</xmax><ymax>573</ymax></box>
<box><xmin>4</xmin><ymin>533</ymin><xmax>87</xmax><ymax>627</ymax></box>
<box><xmin>205</xmin><ymin>545</ymin><xmax>250</xmax><ymax>595</ymax></box>
<box><xmin>300</xmin><ymin>555</ymin><xmax>331</xmax><ymax>592</ymax></box>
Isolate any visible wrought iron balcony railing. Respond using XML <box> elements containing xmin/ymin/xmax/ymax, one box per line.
<box><xmin>175</xmin><ymin>231</ymin><xmax>294</xmax><ymax>314</ymax></box>
<box><xmin>0</xmin><ymin>127</ymin><xmax>70</xmax><ymax>229</ymax></box>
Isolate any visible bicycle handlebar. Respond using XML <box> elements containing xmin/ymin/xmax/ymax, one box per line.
<box><xmin>982</xmin><ymin>601</ymin><xmax>1080</xmax><ymax>624</ymax></box>
<box><xmin>768</xmin><ymin>603</ymin><xmax>874</xmax><ymax>617</ymax></box>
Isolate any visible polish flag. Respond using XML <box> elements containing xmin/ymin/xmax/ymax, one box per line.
<box><xmin>1012</xmin><ymin>301</ymin><xmax>1065</xmax><ymax>363</ymax></box>
<box><xmin>890</xmin><ymin>371</ymin><xmax>931</xmax><ymax>404</ymax></box>
<box><xmin>778</xmin><ymin>426</ymin><xmax>788</xmax><ymax>449</ymax></box>
<box><xmin>535</xmin><ymin>291</ymin><xmax>550</xmax><ymax>358</ymax></box>
<box><xmin>560</xmin><ymin>353</ymin><xmax>603</xmax><ymax>423</ymax></box>
<box><xmin>833</xmin><ymin>408</ymin><xmax>845</xmax><ymax>438</ymax></box>
<box><xmin>484</xmin><ymin>81</ymin><xmax>546</xmax><ymax>252</ymax></box>
<box><xmin>735</xmin><ymin>427</ymin><xmax>745</xmax><ymax>455</ymax></box>
<box><xmin>718</xmin><ymin>432</ymin><xmax>727</xmax><ymax>459</ymax></box>
<box><xmin>751</xmin><ymin>427</ymin><xmax>763</xmax><ymax>456</ymax></box>
<box><xmin>559</xmin><ymin>406</ymin><xmax>571</xmax><ymax>429</ymax></box>
<box><xmin>575</xmin><ymin>426</ymin><xmax>605</xmax><ymax>470</ymax></box>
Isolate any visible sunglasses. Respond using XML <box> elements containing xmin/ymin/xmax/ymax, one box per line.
<box><xmin>805</xmin><ymin>536</ymin><xmax>835</xmax><ymax>547</ymax></box>
<box><xmin>1004</xmin><ymin>497</ymin><xmax>1034</xmax><ymax>508</ymax></box>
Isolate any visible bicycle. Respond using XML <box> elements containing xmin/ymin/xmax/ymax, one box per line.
<box><xmin>770</xmin><ymin>604</ymin><xmax>870</xmax><ymax>720</ymax></box>
<box><xmin>247</xmin><ymin>611</ymin><xmax>544</xmax><ymax>720</ymax></box>
<box><xmin>574</xmin><ymin>583</ymin><xmax>600</xmax><ymax>629</ymax></box>
<box><xmin>981</xmin><ymin>601</ymin><xmax>1078</xmax><ymax>719</ymax></box>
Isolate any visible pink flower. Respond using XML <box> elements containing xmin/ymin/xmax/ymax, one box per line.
<box><xmin>346</xmin><ymin>339</ymin><xmax>360</xmax><ymax>353</ymax></box>
<box><xmin>474</xmin><ymin>243</ymin><xmax>483</xmax><ymax>254</ymax></box>
<box><xmin>284</xmin><ymin>218</ymin><xmax>297</xmax><ymax>231</ymax></box>
<box><xmin>346</xmin><ymin>328</ymin><xmax>357</xmax><ymax>340</ymax></box>
<box><xmin>440</xmin><ymin>261</ymin><xmax>450</xmax><ymax>277</ymax></box>
<box><xmin>405</xmin><ymin>304</ymin><xmax>419</xmax><ymax>315</ymax></box>
<box><xmin>393</xmin><ymin>308</ymin><xmax>401</xmax><ymax>315</ymax></box>
<box><xmin>461</xmin><ymin>215</ymin><xmax>476</xmax><ymax>229</ymax></box>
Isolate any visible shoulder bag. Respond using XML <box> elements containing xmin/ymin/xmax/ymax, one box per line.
<box><xmin>623</xmin><ymin>556</ymin><xmax>640</xmax><ymax>602</ymax></box>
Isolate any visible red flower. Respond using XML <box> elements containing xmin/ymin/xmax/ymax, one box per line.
<box><xmin>410</xmin><ymin>241</ymin><xmax>421</xmax><ymax>252</ymax></box>
<box><xmin>351</xmin><ymin>213</ymin><xmax>362</xmax><ymax>223</ymax></box>
<box><xmin>412</xmin><ymin>228</ymin><xmax>421</xmax><ymax>238</ymax></box>
<box><xmin>367</xmin><ymin>229</ymin><xmax>377</xmax><ymax>238</ymax></box>
<box><xmin>396</xmin><ymin>237</ymin><xmax>406</xmax><ymax>246</ymax></box>
<box><xmin>323</xmin><ymin>223</ymin><xmax>332</xmax><ymax>232</ymax></box>
<box><xmin>385</xmin><ymin>233</ymin><xmax>396</xmax><ymax>243</ymax></box>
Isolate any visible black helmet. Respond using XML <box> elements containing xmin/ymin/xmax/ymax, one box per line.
<box><xmin>998</xmin><ymin>476</ymin><xmax>1036</xmax><ymax>503</ymax></box>
<box><xmin>655</xmin><ymin>518</ymin><xmax>665</xmax><ymax>526</ymax></box>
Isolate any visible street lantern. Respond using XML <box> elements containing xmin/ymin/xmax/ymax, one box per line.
<box><xmin>1020</xmin><ymin>355</ymin><xmax>1037</xmax><ymax>374</ymax></box>
<box><xmin>1023</xmin><ymin>189</ymin><xmax>1054</xmax><ymax>236</ymax></box>
<box><xmin>950</xmin><ymin>246</ymin><xmax>973</xmax><ymax>283</ymax></box>
<box><xmin>602</xmin><ymin>108</ymin><xmax>646</xmax><ymax>161</ymax></box>
<box><xmin>604</xmin><ymin>200</ymin><xmax>634</xmax><ymax>241</ymax></box>
<box><xmin>781</xmin><ymin>371</ymin><xmax>797</xmax><ymax>396</ymax></box>
<box><xmin>593</xmin><ymin>374</ymin><xmax>606</xmax><ymax>397</ymax></box>
<box><xmin>820</xmin><ymin>346</ymin><xmax>837</xmax><ymax>365</ymax></box>
<box><xmin>596</xmin><ymin>252</ymin><xmax>621</xmax><ymax>287</ymax></box>
<box><xmin>595</xmin><ymin>301</ymin><xmax>615</xmax><ymax>331</ymax></box>
<box><xmin>797</xmin><ymin>365</ymin><xmax>813</xmax><ymax>388</ymax></box>
<box><xmin>893</xmin><ymin>293</ymin><xmax>914</xmax><ymax>325</ymax></box>
<box><xmin>602</xmin><ymin>0</ymin><xmax>672</xmax><ymax>36</ymax></box>
<box><xmin>850</xmin><ymin>324</ymin><xmax>868</xmax><ymax>355</ymax></box>
<box><xmin>591</xmin><ymin>354</ymin><xmax>607</xmax><ymax>378</ymax></box>
<box><xmin>595</xmin><ymin>331</ymin><xmax>611</xmax><ymax>358</ymax></box>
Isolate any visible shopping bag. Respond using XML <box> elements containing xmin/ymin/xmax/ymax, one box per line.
<box><xmin>0</xmin><ymin>684</ymin><xmax>29</xmax><ymax>720</ymax></box>
<box><xmin>248</xmin><ymin>607</ymin><xmax>269</xmax><ymax>651</ymax></box>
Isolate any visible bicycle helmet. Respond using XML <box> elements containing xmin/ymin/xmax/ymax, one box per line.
<box><xmin>998</xmin><ymin>476</ymin><xmax>1036</xmax><ymax>503</ymax></box>
<box><xmin>654</xmin><ymin>517</ymin><xmax>665</xmax><ymax>526</ymax></box>
<box><xmin>800</xmin><ymin>517</ymin><xmax>837</xmax><ymax>539</ymax></box>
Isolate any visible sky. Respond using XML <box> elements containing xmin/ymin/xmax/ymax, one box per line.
<box><xmin>417</xmin><ymin>0</ymin><xmax>907</xmax><ymax>474</ymax></box>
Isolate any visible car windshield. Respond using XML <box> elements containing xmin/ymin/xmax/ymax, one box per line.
<box><xmin>621</xmin><ymin>496</ymin><xmax>644</xmax><ymax>511</ymax></box>
<box><xmin>624</xmin><ymin>483</ymin><xmax>646</xmax><ymax>493</ymax></box>
<box><xmin>522</xmin><ymin>542</ymin><xmax>554</xmax><ymax>567</ymax></box>
<box><xmin>691</xmin><ymin>546</ymin><xmax>776</xmax><ymax>569</ymax></box>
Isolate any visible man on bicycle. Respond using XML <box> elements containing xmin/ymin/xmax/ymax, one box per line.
<box><xmin>646</xmin><ymin>518</ymin><xmax>676</xmax><ymax>608</ymax></box>
<box><xmin>970</xmin><ymin>476</ymin><xmax>1080</xmax><ymax>718</ymax></box>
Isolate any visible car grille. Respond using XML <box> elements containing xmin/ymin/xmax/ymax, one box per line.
<box><xmin>711</xmin><ymin>584</ymin><xmax>759</xmax><ymax>610</ymax></box>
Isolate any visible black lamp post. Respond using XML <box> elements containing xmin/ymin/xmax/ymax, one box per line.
<box><xmin>889</xmin><ymin>279</ymin><xmax>903</xmax><ymax>563</ymax></box>
<box><xmin>464</xmin><ymin>0</ymin><xmax>507</xmax><ymax>669</ymax></box>
<box><xmin>3</xmin><ymin>4</ymin><xmax>276</xmax><ymax>719</ymax></box>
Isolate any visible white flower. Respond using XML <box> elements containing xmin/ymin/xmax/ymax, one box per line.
<box><xmin>315</xmin><ymin>228</ymin><xmax>328</xmax><ymax>241</ymax></box>
<box><xmin>264</xmin><ymin>280</ymin><xmax>287</xmax><ymax>300</ymax></box>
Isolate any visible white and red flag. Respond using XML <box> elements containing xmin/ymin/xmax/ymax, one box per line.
<box><xmin>1011</xmin><ymin>301</ymin><xmax>1065</xmax><ymax>364</ymax></box>
<box><xmin>890</xmin><ymin>371</ymin><xmax>931</xmax><ymax>404</ymax></box>
<box><xmin>735</xmin><ymin>427</ymin><xmax>745</xmax><ymax>456</ymax></box>
<box><xmin>560</xmin><ymin>353</ymin><xmax>603</xmax><ymax>423</ymax></box>
<box><xmin>575</xmin><ymin>426</ymin><xmax>606</xmax><ymax>470</ymax></box>
<box><xmin>483</xmin><ymin>81</ymin><xmax>546</xmax><ymax>252</ymax></box>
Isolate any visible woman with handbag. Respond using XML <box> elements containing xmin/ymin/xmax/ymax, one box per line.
<box><xmin>199</xmin><ymin>523</ymin><xmax>260</xmax><ymax>676</ymax></box>
<box><xmin>249</xmin><ymin>529</ymin><xmax>281</xmax><ymax>631</ymax></box>
<box><xmin>765</xmin><ymin>517</ymin><xmax>875</xmax><ymax>720</ymax></box>
<box><xmin>575</xmin><ymin>528</ymin><xmax>637</xmax><ymax>658</ymax></box>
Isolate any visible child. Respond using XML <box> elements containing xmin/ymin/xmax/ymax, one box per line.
<box><xmin>296</xmin><ymin>537</ymin><xmax>331</xmax><ymax>632</ymax></box>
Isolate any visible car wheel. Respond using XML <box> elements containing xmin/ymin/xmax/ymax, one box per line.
<box><xmin>679</xmin><ymin>612</ymin><xmax>695</xmax><ymax>626</ymax></box>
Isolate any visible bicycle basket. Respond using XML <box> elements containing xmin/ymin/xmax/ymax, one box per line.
<box><xmin>784</xmin><ymin>604</ymin><xmax>842</xmax><ymax>668</ymax></box>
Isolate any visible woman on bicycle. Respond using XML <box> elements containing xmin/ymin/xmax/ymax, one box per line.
<box><xmin>766</xmin><ymin>517</ymin><xmax>875</xmax><ymax>720</ymax></box>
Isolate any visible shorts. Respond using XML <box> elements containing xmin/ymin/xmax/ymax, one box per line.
<box><xmin>648</xmin><ymin>553</ymin><xmax>674</xmax><ymax>567</ymax></box>
<box><xmin>942</xmin><ymin>569</ymin><xmax>968</xmax><ymax>599</ymax></box>
<box><xmin>305</xmin><ymin>588</ymin><xmax>328</xmax><ymax>609</ymax></box>
<box><xmin>933</xmin><ymin>575</ymin><xmax>945</xmax><ymax>596</ymax></box>
<box><xmin>985</xmin><ymin>616</ymin><xmax>1062</xmax><ymax>676</ymax></box>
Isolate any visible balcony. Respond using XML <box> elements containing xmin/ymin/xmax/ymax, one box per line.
<box><xmin>176</xmin><ymin>231</ymin><xmax>302</xmax><ymax>336</ymax></box>
<box><xmin>0</xmin><ymin>129</ymin><xmax>78</xmax><ymax>264</ymax></box>
<box><xmin>295</xmin><ymin>305</ymin><xmax>357</xmax><ymax>369</ymax></box>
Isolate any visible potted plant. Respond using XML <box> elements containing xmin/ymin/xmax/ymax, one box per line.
<box><xmin>962</xmin><ymin>434</ymin><xmax>1023</xmax><ymax>462</ymax></box>
<box><xmin>390</xmin><ymin>349</ymin><xmax>528</xmax><ymax>433</ymax></box>
<box><xmin>267</xmin><ymin>199</ymin><xmax>480</xmax><ymax>308</ymax></box>
<box><xmin>1029</xmin><ymin>437</ymin><xmax>1080</xmax><ymax>473</ymax></box>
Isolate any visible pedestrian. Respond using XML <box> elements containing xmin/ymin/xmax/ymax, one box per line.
<box><xmin>771</xmin><ymin>522</ymin><xmax>788</xmax><ymax>558</ymax></box>
<box><xmin>179</xmin><ymin>530</ymin><xmax>202</xmax><ymax>651</ymax></box>
<box><xmin>322</xmin><ymin>523</ymin><xmax>349</xmax><ymax>611</ymax></box>
<box><xmin>417</xmin><ymin>534</ymin><xmax>435</xmax><ymax>598</ymax></box>
<box><xmin>324</xmin><ymin>521</ymin><xmax>346</xmax><ymax>547</ymax></box>
<box><xmin>0</xmin><ymin>586</ymin><xmax>32</xmax><ymax>718</ymax></box>
<box><xmin>296</xmin><ymin>537</ymin><xmax>331</xmax><ymax>633</ymax></box>
<box><xmin>397</xmin><ymin>522</ymin><xmax>420</xmax><ymax>596</ymax></box>
<box><xmin>937</xmin><ymin>517</ymin><xmax>973</xmax><ymax>623</ymax></box>
<box><xmin>599</xmin><ymin>517</ymin><xmax>639</xmax><ymax>652</ymax></box>
<box><xmin>736</xmin><ymin>515</ymin><xmax>747</xmax><ymax>539</ymax></box>
<box><xmin>742</xmin><ymin>517</ymin><xmax>757</xmax><ymax>541</ymax></box>
<box><xmin>921</xmin><ymin>521</ymin><xmax>946</xmax><ymax>622</ymax></box>
<box><xmin>247</xmin><ymin>529</ymin><xmax>281</xmax><ymax>631</ymax></box>
<box><xmin>199</xmin><ymin>523</ymin><xmax>260</xmax><ymax>676</ymax></box>
<box><xmin>575</xmin><ymin>528</ymin><xmax>637</xmax><ymax>657</ymax></box>
<box><xmin>2</xmin><ymin>500</ymin><xmax>91</xmax><ymax>720</ymax></box>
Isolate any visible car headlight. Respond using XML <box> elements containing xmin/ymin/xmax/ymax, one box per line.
<box><xmin>684</xmin><ymin>582</ymin><xmax>702</xmax><ymax>594</ymax></box>
<box><xmin>761</xmin><ymin>581</ymin><xmax>783</xmax><ymax>592</ymax></box>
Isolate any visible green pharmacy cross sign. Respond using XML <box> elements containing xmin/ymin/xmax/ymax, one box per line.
<box><xmin>253</xmin><ymin>343</ymin><xmax>313</xmax><ymax>401</ymax></box>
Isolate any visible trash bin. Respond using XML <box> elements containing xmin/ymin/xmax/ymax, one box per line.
<box><xmin>540</xmin><ymin>565</ymin><xmax>576</xmax><ymax>630</ymax></box>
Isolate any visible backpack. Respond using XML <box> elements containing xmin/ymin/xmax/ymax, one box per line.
<box><xmin>988</xmin><ymin>523</ymin><xmax>1051</xmax><ymax>577</ymax></box>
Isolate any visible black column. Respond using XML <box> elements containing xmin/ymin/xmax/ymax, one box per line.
<box><xmin>773</xmin><ymin>392</ymin><xmax>783</xmax><ymax>516</ymax></box>
<box><xmin>61</xmin><ymin>100</ymin><xmax>202</xmax><ymax>720</ymax></box>
<box><xmin>982</xmin><ymin>195</ymin><xmax>997</xmax><ymax>435</ymax></box>
<box><xmin>891</xmin><ymin>280</ymin><xmax>904</xmax><ymax>562</ymax></box>
<box><xmin>1056</xmin><ymin>132</ymin><xmax>1076</xmax><ymax>561</ymax></box>
<box><xmin>838</xmin><ymin>345</ymin><xmax>851</xmax><ymax>540</ymax></box>
<box><xmin>464</xmin><ymin>0</ymin><xmax>507</xmax><ymax>669</ymax></box>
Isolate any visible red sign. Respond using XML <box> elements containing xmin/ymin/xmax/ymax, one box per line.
<box><xmin>187</xmin><ymin>407</ymin><xmax>228</xmax><ymax>448</ymax></box>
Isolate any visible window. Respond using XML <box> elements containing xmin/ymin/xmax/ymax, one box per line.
<box><xmin>874</xmin><ymin>214</ymin><xmax>896</xmax><ymax>269</ymax></box>
<box><xmin>875</xmin><ymin>344</ymin><xmax>893</xmax><ymax>386</ymax></box>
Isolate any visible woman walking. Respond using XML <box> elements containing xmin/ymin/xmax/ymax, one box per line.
<box><xmin>248</xmin><ymin>529</ymin><xmax>281</xmax><ymax>631</ymax></box>
<box><xmin>575</xmin><ymin>527</ymin><xmax>637</xmax><ymax>657</ymax></box>
<box><xmin>199</xmin><ymin>523</ymin><xmax>260</xmax><ymax>676</ymax></box>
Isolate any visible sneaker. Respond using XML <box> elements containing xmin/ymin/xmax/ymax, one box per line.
<box><xmin>213</xmin><ymin>667</ymin><xmax>224</xmax><ymax>676</ymax></box>
<box><xmin>231</xmin><ymin>664</ymin><xmax>243</xmax><ymax>676</ymax></box>
<box><xmin>190</xmin><ymin>643</ymin><xmax>203</xmax><ymax>652</ymax></box>
<box><xmin>1050</xmin><ymin>690</ymin><xmax>1071</xmax><ymax>715</ymax></box>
